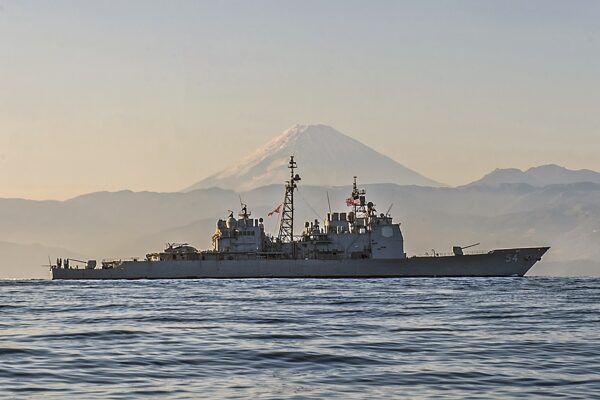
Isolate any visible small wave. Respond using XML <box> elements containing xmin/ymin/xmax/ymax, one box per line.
<box><xmin>254</xmin><ymin>350</ymin><xmax>385</xmax><ymax>366</ymax></box>
<box><xmin>0</xmin><ymin>348</ymin><xmax>50</xmax><ymax>356</ymax></box>
<box><xmin>232</xmin><ymin>333</ymin><xmax>310</xmax><ymax>340</ymax></box>
<box><xmin>31</xmin><ymin>329</ymin><xmax>142</xmax><ymax>341</ymax></box>
<box><xmin>0</xmin><ymin>304</ymin><xmax>23</xmax><ymax>309</ymax></box>
<box><xmin>389</xmin><ymin>326</ymin><xmax>454</xmax><ymax>332</ymax></box>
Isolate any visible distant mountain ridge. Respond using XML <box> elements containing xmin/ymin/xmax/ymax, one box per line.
<box><xmin>184</xmin><ymin>124</ymin><xmax>443</xmax><ymax>191</ymax></box>
<box><xmin>466</xmin><ymin>165</ymin><xmax>600</xmax><ymax>187</ymax></box>
<box><xmin>2</xmin><ymin>181</ymin><xmax>600</xmax><ymax>278</ymax></box>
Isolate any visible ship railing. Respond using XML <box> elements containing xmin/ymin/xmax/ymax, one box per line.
<box><xmin>199</xmin><ymin>251</ymin><xmax>288</xmax><ymax>261</ymax></box>
<box><xmin>422</xmin><ymin>250</ymin><xmax>489</xmax><ymax>257</ymax></box>
<box><xmin>99</xmin><ymin>258</ymin><xmax>141</xmax><ymax>269</ymax></box>
<box><xmin>101</xmin><ymin>258</ymin><xmax>141</xmax><ymax>263</ymax></box>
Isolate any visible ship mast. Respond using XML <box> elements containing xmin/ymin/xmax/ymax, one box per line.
<box><xmin>351</xmin><ymin>176</ymin><xmax>366</xmax><ymax>229</ymax></box>
<box><xmin>278</xmin><ymin>156</ymin><xmax>301</xmax><ymax>244</ymax></box>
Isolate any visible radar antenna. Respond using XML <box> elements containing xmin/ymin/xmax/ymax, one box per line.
<box><xmin>238</xmin><ymin>195</ymin><xmax>250</xmax><ymax>219</ymax></box>
<box><xmin>278</xmin><ymin>156</ymin><xmax>301</xmax><ymax>245</ymax></box>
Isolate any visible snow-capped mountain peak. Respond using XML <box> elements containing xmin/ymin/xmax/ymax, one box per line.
<box><xmin>184</xmin><ymin>124</ymin><xmax>443</xmax><ymax>192</ymax></box>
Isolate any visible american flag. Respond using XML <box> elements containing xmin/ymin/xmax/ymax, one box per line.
<box><xmin>268</xmin><ymin>204</ymin><xmax>283</xmax><ymax>217</ymax></box>
<box><xmin>346</xmin><ymin>197</ymin><xmax>360</xmax><ymax>207</ymax></box>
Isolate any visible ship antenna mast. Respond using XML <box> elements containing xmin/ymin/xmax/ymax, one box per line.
<box><xmin>351</xmin><ymin>176</ymin><xmax>366</xmax><ymax>229</ymax></box>
<box><xmin>278</xmin><ymin>156</ymin><xmax>301</xmax><ymax>245</ymax></box>
<box><xmin>353</xmin><ymin>176</ymin><xmax>358</xmax><ymax>219</ymax></box>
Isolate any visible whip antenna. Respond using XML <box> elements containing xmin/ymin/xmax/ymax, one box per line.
<box><xmin>386</xmin><ymin>203</ymin><xmax>394</xmax><ymax>216</ymax></box>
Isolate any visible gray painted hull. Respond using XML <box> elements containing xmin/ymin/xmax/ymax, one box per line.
<box><xmin>51</xmin><ymin>247</ymin><xmax>549</xmax><ymax>280</ymax></box>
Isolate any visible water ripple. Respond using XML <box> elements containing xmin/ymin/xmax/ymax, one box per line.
<box><xmin>0</xmin><ymin>277</ymin><xmax>599</xmax><ymax>399</ymax></box>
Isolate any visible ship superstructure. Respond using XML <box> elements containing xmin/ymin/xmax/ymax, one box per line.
<box><xmin>206</xmin><ymin>156</ymin><xmax>405</xmax><ymax>262</ymax></box>
<box><xmin>51</xmin><ymin>157</ymin><xmax>549</xmax><ymax>279</ymax></box>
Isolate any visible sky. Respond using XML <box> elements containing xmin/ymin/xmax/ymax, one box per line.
<box><xmin>1</xmin><ymin>0</ymin><xmax>599</xmax><ymax>200</ymax></box>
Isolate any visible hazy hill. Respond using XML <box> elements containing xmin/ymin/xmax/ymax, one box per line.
<box><xmin>0</xmin><ymin>241</ymin><xmax>86</xmax><ymax>280</ymax></box>
<box><xmin>0</xmin><ymin>188</ymin><xmax>239</xmax><ymax>256</ymax></box>
<box><xmin>466</xmin><ymin>165</ymin><xmax>600</xmax><ymax>187</ymax></box>
<box><xmin>1</xmin><ymin>182</ymin><xmax>599</xmax><ymax>278</ymax></box>
<box><xmin>184</xmin><ymin>124</ymin><xmax>443</xmax><ymax>191</ymax></box>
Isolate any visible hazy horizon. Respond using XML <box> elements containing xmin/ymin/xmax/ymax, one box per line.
<box><xmin>2</xmin><ymin>0</ymin><xmax>599</xmax><ymax>200</ymax></box>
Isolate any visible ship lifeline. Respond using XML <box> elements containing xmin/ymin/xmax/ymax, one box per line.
<box><xmin>51</xmin><ymin>156</ymin><xmax>549</xmax><ymax>279</ymax></box>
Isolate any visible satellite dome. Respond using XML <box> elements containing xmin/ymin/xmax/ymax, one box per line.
<box><xmin>226</xmin><ymin>216</ymin><xmax>238</xmax><ymax>229</ymax></box>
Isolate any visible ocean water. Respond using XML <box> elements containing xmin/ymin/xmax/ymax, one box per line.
<box><xmin>1</xmin><ymin>278</ymin><xmax>599</xmax><ymax>399</ymax></box>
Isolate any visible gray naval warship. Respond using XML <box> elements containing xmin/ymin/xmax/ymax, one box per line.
<box><xmin>51</xmin><ymin>156</ymin><xmax>549</xmax><ymax>280</ymax></box>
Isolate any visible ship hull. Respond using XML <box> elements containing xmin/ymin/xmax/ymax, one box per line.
<box><xmin>51</xmin><ymin>247</ymin><xmax>549</xmax><ymax>280</ymax></box>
